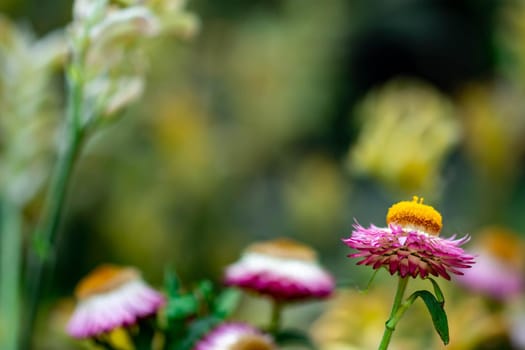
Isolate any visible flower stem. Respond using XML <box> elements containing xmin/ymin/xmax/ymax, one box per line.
<box><xmin>378</xmin><ymin>277</ymin><xmax>409</xmax><ymax>350</ymax></box>
<box><xmin>93</xmin><ymin>336</ymin><xmax>117</xmax><ymax>350</ymax></box>
<box><xmin>0</xmin><ymin>198</ymin><xmax>22</xmax><ymax>350</ymax></box>
<box><xmin>269</xmin><ymin>300</ymin><xmax>283</xmax><ymax>334</ymax></box>
<box><xmin>132</xmin><ymin>318</ymin><xmax>156</xmax><ymax>350</ymax></box>
<box><xmin>21</xmin><ymin>49</ymin><xmax>86</xmax><ymax>350</ymax></box>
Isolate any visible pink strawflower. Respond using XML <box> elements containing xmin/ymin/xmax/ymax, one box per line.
<box><xmin>343</xmin><ymin>196</ymin><xmax>475</xmax><ymax>280</ymax></box>
<box><xmin>455</xmin><ymin>227</ymin><xmax>524</xmax><ymax>300</ymax></box>
<box><xmin>225</xmin><ymin>238</ymin><xmax>334</xmax><ymax>301</ymax></box>
<box><xmin>67</xmin><ymin>264</ymin><xmax>165</xmax><ymax>338</ymax></box>
<box><xmin>194</xmin><ymin>323</ymin><xmax>275</xmax><ymax>350</ymax></box>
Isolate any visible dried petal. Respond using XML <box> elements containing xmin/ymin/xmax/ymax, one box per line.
<box><xmin>343</xmin><ymin>222</ymin><xmax>474</xmax><ymax>280</ymax></box>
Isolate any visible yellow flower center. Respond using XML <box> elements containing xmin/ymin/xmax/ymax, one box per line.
<box><xmin>386</xmin><ymin>196</ymin><xmax>442</xmax><ymax>235</ymax></box>
<box><xmin>75</xmin><ymin>264</ymin><xmax>139</xmax><ymax>300</ymax></box>
<box><xmin>247</xmin><ymin>238</ymin><xmax>317</xmax><ymax>261</ymax></box>
<box><xmin>232</xmin><ymin>335</ymin><xmax>275</xmax><ymax>350</ymax></box>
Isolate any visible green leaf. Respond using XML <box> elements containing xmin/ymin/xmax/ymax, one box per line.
<box><xmin>412</xmin><ymin>290</ymin><xmax>449</xmax><ymax>345</ymax></box>
<box><xmin>164</xmin><ymin>321</ymin><xmax>187</xmax><ymax>349</ymax></box>
<box><xmin>196</xmin><ymin>280</ymin><xmax>214</xmax><ymax>305</ymax></box>
<box><xmin>166</xmin><ymin>295</ymin><xmax>199</xmax><ymax>320</ymax></box>
<box><xmin>274</xmin><ymin>329</ymin><xmax>317</xmax><ymax>349</ymax></box>
<box><xmin>170</xmin><ymin>316</ymin><xmax>220</xmax><ymax>350</ymax></box>
<box><xmin>365</xmin><ymin>269</ymin><xmax>379</xmax><ymax>291</ymax></box>
<box><xmin>164</xmin><ymin>268</ymin><xmax>181</xmax><ymax>299</ymax></box>
<box><xmin>427</xmin><ymin>278</ymin><xmax>445</xmax><ymax>304</ymax></box>
<box><xmin>213</xmin><ymin>288</ymin><xmax>241</xmax><ymax>319</ymax></box>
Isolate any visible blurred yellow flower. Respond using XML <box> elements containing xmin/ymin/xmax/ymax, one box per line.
<box><xmin>151</xmin><ymin>92</ymin><xmax>217</xmax><ymax>197</ymax></box>
<box><xmin>457</xmin><ymin>83</ymin><xmax>525</xmax><ymax>183</ymax></box>
<box><xmin>284</xmin><ymin>154</ymin><xmax>346</xmax><ymax>242</ymax></box>
<box><xmin>348</xmin><ymin>78</ymin><xmax>460</xmax><ymax>196</ymax></box>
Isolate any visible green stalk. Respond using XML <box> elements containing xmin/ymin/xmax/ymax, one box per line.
<box><xmin>269</xmin><ymin>300</ymin><xmax>283</xmax><ymax>334</ymax></box>
<box><xmin>131</xmin><ymin>318</ymin><xmax>156</xmax><ymax>350</ymax></box>
<box><xmin>0</xmin><ymin>198</ymin><xmax>22</xmax><ymax>350</ymax></box>
<box><xmin>378</xmin><ymin>277</ymin><xmax>409</xmax><ymax>350</ymax></box>
<box><xmin>21</xmin><ymin>48</ymin><xmax>86</xmax><ymax>350</ymax></box>
<box><xmin>93</xmin><ymin>336</ymin><xmax>117</xmax><ymax>350</ymax></box>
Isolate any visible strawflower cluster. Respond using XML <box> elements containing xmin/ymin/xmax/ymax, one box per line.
<box><xmin>61</xmin><ymin>196</ymin><xmax>478</xmax><ymax>350</ymax></box>
<box><xmin>66</xmin><ymin>264</ymin><xmax>278</xmax><ymax>350</ymax></box>
<box><xmin>65</xmin><ymin>238</ymin><xmax>334</xmax><ymax>350</ymax></box>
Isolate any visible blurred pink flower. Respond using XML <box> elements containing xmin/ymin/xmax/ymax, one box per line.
<box><xmin>194</xmin><ymin>323</ymin><xmax>275</xmax><ymax>350</ymax></box>
<box><xmin>455</xmin><ymin>228</ymin><xmax>524</xmax><ymax>300</ymax></box>
<box><xmin>225</xmin><ymin>238</ymin><xmax>334</xmax><ymax>301</ymax></box>
<box><xmin>455</xmin><ymin>252</ymin><xmax>522</xmax><ymax>299</ymax></box>
<box><xmin>67</xmin><ymin>264</ymin><xmax>165</xmax><ymax>338</ymax></box>
<box><xmin>343</xmin><ymin>197</ymin><xmax>475</xmax><ymax>280</ymax></box>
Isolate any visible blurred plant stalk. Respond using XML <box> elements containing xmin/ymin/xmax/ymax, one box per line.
<box><xmin>22</xmin><ymin>36</ymin><xmax>88</xmax><ymax>350</ymax></box>
<box><xmin>13</xmin><ymin>1</ymin><xmax>199</xmax><ymax>348</ymax></box>
<box><xmin>0</xmin><ymin>199</ymin><xmax>22</xmax><ymax>350</ymax></box>
<box><xmin>0</xmin><ymin>15</ymin><xmax>65</xmax><ymax>350</ymax></box>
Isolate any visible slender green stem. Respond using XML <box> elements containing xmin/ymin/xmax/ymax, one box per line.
<box><xmin>131</xmin><ymin>318</ymin><xmax>156</xmax><ymax>350</ymax></box>
<box><xmin>93</xmin><ymin>336</ymin><xmax>117</xmax><ymax>350</ymax></box>
<box><xmin>21</xmin><ymin>49</ymin><xmax>86</xmax><ymax>350</ymax></box>
<box><xmin>269</xmin><ymin>300</ymin><xmax>283</xmax><ymax>334</ymax></box>
<box><xmin>21</xmin><ymin>128</ymin><xmax>83</xmax><ymax>349</ymax></box>
<box><xmin>378</xmin><ymin>277</ymin><xmax>409</xmax><ymax>350</ymax></box>
<box><xmin>0</xmin><ymin>199</ymin><xmax>22</xmax><ymax>350</ymax></box>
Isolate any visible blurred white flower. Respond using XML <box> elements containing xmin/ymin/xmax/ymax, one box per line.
<box><xmin>0</xmin><ymin>15</ymin><xmax>66</xmax><ymax>206</ymax></box>
<box><xmin>103</xmin><ymin>76</ymin><xmax>144</xmax><ymax>116</ymax></box>
<box><xmin>69</xmin><ymin>0</ymin><xmax>199</xmax><ymax>124</ymax></box>
<box><xmin>73</xmin><ymin>0</ymin><xmax>107</xmax><ymax>22</ymax></box>
<box><xmin>89</xmin><ymin>6</ymin><xmax>160</xmax><ymax>44</ymax></box>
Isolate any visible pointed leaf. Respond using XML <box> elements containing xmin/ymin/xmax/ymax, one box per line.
<box><xmin>171</xmin><ymin>316</ymin><xmax>220</xmax><ymax>350</ymax></box>
<box><xmin>196</xmin><ymin>280</ymin><xmax>214</xmax><ymax>305</ymax></box>
<box><xmin>413</xmin><ymin>290</ymin><xmax>449</xmax><ymax>345</ymax></box>
<box><xmin>427</xmin><ymin>278</ymin><xmax>445</xmax><ymax>304</ymax></box>
<box><xmin>166</xmin><ymin>295</ymin><xmax>199</xmax><ymax>320</ymax></box>
<box><xmin>365</xmin><ymin>269</ymin><xmax>379</xmax><ymax>291</ymax></box>
<box><xmin>213</xmin><ymin>288</ymin><xmax>241</xmax><ymax>319</ymax></box>
<box><xmin>164</xmin><ymin>268</ymin><xmax>181</xmax><ymax>299</ymax></box>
